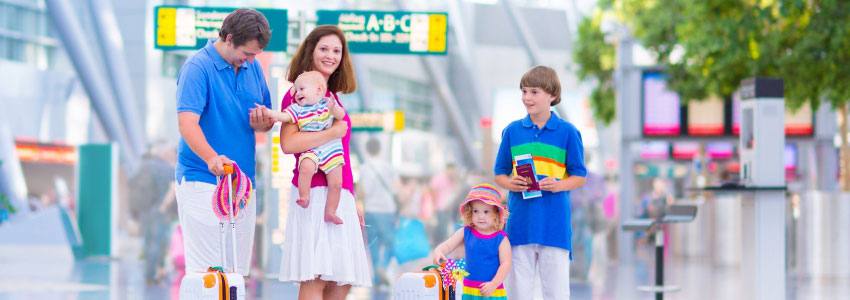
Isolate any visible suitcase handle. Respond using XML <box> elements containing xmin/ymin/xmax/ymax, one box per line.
<box><xmin>422</xmin><ymin>265</ymin><xmax>439</xmax><ymax>271</ymax></box>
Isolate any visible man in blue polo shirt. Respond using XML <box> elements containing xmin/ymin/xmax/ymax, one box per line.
<box><xmin>494</xmin><ymin>66</ymin><xmax>587</xmax><ymax>299</ymax></box>
<box><xmin>175</xmin><ymin>8</ymin><xmax>274</xmax><ymax>276</ymax></box>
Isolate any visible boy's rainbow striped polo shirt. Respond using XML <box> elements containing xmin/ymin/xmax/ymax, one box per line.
<box><xmin>493</xmin><ymin>112</ymin><xmax>587</xmax><ymax>252</ymax></box>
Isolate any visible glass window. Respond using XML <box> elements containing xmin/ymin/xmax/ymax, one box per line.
<box><xmin>370</xmin><ymin>70</ymin><xmax>433</xmax><ymax>130</ymax></box>
<box><xmin>0</xmin><ymin>37</ymin><xmax>7</xmax><ymax>60</ymax></box>
<box><xmin>0</xmin><ymin>2</ymin><xmax>57</xmax><ymax>68</ymax></box>
<box><xmin>8</xmin><ymin>38</ymin><xmax>23</xmax><ymax>61</ymax></box>
<box><xmin>22</xmin><ymin>8</ymin><xmax>37</xmax><ymax>36</ymax></box>
<box><xmin>0</xmin><ymin>4</ymin><xmax>6</xmax><ymax>31</ymax></box>
<box><xmin>8</xmin><ymin>6</ymin><xmax>23</xmax><ymax>31</ymax></box>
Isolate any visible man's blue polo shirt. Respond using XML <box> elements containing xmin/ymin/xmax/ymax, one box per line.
<box><xmin>176</xmin><ymin>40</ymin><xmax>271</xmax><ymax>185</ymax></box>
<box><xmin>494</xmin><ymin>113</ymin><xmax>587</xmax><ymax>253</ymax></box>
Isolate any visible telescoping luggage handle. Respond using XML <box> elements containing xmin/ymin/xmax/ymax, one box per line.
<box><xmin>213</xmin><ymin>163</ymin><xmax>239</xmax><ymax>274</ymax></box>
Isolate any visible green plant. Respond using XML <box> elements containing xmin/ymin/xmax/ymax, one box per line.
<box><xmin>575</xmin><ymin>0</ymin><xmax>850</xmax><ymax>190</ymax></box>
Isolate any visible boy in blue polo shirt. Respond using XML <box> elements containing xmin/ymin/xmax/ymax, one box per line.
<box><xmin>494</xmin><ymin>65</ymin><xmax>587</xmax><ymax>299</ymax></box>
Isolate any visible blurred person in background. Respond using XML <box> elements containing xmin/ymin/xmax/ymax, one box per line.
<box><xmin>641</xmin><ymin>177</ymin><xmax>673</xmax><ymax>220</ymax></box>
<box><xmin>357</xmin><ymin>136</ymin><xmax>399</xmax><ymax>289</ymax></box>
<box><xmin>568</xmin><ymin>154</ymin><xmax>607</xmax><ymax>281</ymax></box>
<box><xmin>428</xmin><ymin>163</ymin><xmax>461</xmax><ymax>244</ymax></box>
<box><xmin>129</xmin><ymin>141</ymin><xmax>177</xmax><ymax>285</ymax></box>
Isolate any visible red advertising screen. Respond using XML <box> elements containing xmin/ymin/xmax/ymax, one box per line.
<box><xmin>732</xmin><ymin>93</ymin><xmax>813</xmax><ymax>136</ymax></box>
<box><xmin>687</xmin><ymin>96</ymin><xmax>725</xmax><ymax>136</ymax></box>
<box><xmin>642</xmin><ymin>72</ymin><xmax>681</xmax><ymax>136</ymax></box>
<box><xmin>672</xmin><ymin>141</ymin><xmax>700</xmax><ymax>160</ymax></box>
<box><xmin>786</xmin><ymin>105</ymin><xmax>814</xmax><ymax>136</ymax></box>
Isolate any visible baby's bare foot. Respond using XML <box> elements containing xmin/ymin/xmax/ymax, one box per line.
<box><xmin>296</xmin><ymin>197</ymin><xmax>310</xmax><ymax>208</ymax></box>
<box><xmin>324</xmin><ymin>213</ymin><xmax>343</xmax><ymax>225</ymax></box>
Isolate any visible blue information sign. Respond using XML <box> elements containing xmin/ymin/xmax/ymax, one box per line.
<box><xmin>317</xmin><ymin>10</ymin><xmax>448</xmax><ymax>55</ymax></box>
<box><xmin>154</xmin><ymin>6</ymin><xmax>287</xmax><ymax>52</ymax></box>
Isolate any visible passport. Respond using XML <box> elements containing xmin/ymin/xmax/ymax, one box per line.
<box><xmin>515</xmin><ymin>154</ymin><xmax>542</xmax><ymax>199</ymax></box>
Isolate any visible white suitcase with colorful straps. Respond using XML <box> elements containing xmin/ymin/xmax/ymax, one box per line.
<box><xmin>179</xmin><ymin>267</ymin><xmax>245</xmax><ymax>300</ymax></box>
<box><xmin>179</xmin><ymin>164</ymin><xmax>249</xmax><ymax>300</ymax></box>
<box><xmin>393</xmin><ymin>263</ymin><xmax>463</xmax><ymax>300</ymax></box>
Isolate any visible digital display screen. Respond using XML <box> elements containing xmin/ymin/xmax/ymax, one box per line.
<box><xmin>732</xmin><ymin>94</ymin><xmax>813</xmax><ymax>136</ymax></box>
<box><xmin>786</xmin><ymin>105</ymin><xmax>814</xmax><ymax>136</ymax></box>
<box><xmin>785</xmin><ymin>144</ymin><xmax>797</xmax><ymax>171</ymax></box>
<box><xmin>642</xmin><ymin>72</ymin><xmax>681</xmax><ymax>136</ymax></box>
<box><xmin>672</xmin><ymin>142</ymin><xmax>700</xmax><ymax>160</ymax></box>
<box><xmin>640</xmin><ymin>141</ymin><xmax>670</xmax><ymax>160</ymax></box>
<box><xmin>706</xmin><ymin>142</ymin><xmax>734</xmax><ymax>160</ymax></box>
<box><xmin>687</xmin><ymin>96</ymin><xmax>725</xmax><ymax>136</ymax></box>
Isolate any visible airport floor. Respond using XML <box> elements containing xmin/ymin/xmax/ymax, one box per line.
<box><xmin>1</xmin><ymin>240</ymin><xmax>848</xmax><ymax>300</ymax></box>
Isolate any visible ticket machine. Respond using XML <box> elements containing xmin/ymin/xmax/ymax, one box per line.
<box><xmin>737</xmin><ymin>77</ymin><xmax>786</xmax><ymax>300</ymax></box>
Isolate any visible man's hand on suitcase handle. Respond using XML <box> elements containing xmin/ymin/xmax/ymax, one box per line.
<box><xmin>206</xmin><ymin>155</ymin><xmax>233</xmax><ymax>176</ymax></box>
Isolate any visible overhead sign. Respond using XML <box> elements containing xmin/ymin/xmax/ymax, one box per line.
<box><xmin>15</xmin><ymin>141</ymin><xmax>77</xmax><ymax>165</ymax></box>
<box><xmin>154</xmin><ymin>6</ymin><xmax>287</xmax><ymax>52</ymax></box>
<box><xmin>317</xmin><ymin>10</ymin><xmax>448</xmax><ymax>55</ymax></box>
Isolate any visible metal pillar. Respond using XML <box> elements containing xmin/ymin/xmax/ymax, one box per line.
<box><xmin>420</xmin><ymin>57</ymin><xmax>481</xmax><ymax>170</ymax></box>
<box><xmin>45</xmin><ymin>0</ymin><xmax>137</xmax><ymax>172</ymax></box>
<box><xmin>0</xmin><ymin>123</ymin><xmax>28</xmax><ymax>215</ymax></box>
<box><xmin>616</xmin><ymin>34</ymin><xmax>638</xmax><ymax>264</ymax></box>
<box><xmin>741</xmin><ymin>190</ymin><xmax>786</xmax><ymax>300</ymax></box>
<box><xmin>89</xmin><ymin>0</ymin><xmax>146</xmax><ymax>156</ymax></box>
<box><xmin>392</xmin><ymin>0</ymin><xmax>482</xmax><ymax>170</ymax></box>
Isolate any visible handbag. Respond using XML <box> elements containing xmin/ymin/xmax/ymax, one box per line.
<box><xmin>393</xmin><ymin>217</ymin><xmax>431</xmax><ymax>264</ymax></box>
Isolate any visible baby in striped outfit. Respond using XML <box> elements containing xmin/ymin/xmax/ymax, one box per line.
<box><xmin>269</xmin><ymin>71</ymin><xmax>346</xmax><ymax>224</ymax></box>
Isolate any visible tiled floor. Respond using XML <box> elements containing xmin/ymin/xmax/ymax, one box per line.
<box><xmin>1</xmin><ymin>242</ymin><xmax>848</xmax><ymax>299</ymax></box>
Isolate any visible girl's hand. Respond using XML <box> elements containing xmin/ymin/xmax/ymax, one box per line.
<box><xmin>539</xmin><ymin>177</ymin><xmax>563</xmax><ymax>192</ymax></box>
<box><xmin>432</xmin><ymin>249</ymin><xmax>446</xmax><ymax>265</ymax></box>
<box><xmin>479</xmin><ymin>281</ymin><xmax>499</xmax><ymax>296</ymax></box>
<box><xmin>507</xmin><ymin>175</ymin><xmax>530</xmax><ymax>192</ymax></box>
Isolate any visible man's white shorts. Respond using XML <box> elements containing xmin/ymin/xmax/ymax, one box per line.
<box><xmin>176</xmin><ymin>179</ymin><xmax>256</xmax><ymax>275</ymax></box>
<box><xmin>506</xmin><ymin>244</ymin><xmax>571</xmax><ymax>300</ymax></box>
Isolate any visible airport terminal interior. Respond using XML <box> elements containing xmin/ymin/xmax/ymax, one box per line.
<box><xmin>1</xmin><ymin>0</ymin><xmax>849</xmax><ymax>299</ymax></box>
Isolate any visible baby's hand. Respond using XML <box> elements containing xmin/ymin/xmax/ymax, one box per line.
<box><xmin>326</xmin><ymin>97</ymin><xmax>336</xmax><ymax>110</ymax></box>
<box><xmin>327</xmin><ymin>99</ymin><xmax>345</xmax><ymax>119</ymax></box>
<box><xmin>479</xmin><ymin>281</ymin><xmax>499</xmax><ymax>296</ymax></box>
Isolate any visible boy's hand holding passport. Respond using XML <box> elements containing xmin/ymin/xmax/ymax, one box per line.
<box><xmin>515</xmin><ymin>154</ymin><xmax>542</xmax><ymax>199</ymax></box>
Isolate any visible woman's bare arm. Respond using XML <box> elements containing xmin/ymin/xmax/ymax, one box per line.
<box><xmin>278</xmin><ymin>120</ymin><xmax>348</xmax><ymax>154</ymax></box>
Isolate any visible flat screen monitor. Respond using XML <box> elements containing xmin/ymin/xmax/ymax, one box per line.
<box><xmin>706</xmin><ymin>142</ymin><xmax>734</xmax><ymax>160</ymax></box>
<box><xmin>786</xmin><ymin>105</ymin><xmax>814</xmax><ymax>136</ymax></box>
<box><xmin>672</xmin><ymin>141</ymin><xmax>700</xmax><ymax>160</ymax></box>
<box><xmin>640</xmin><ymin>141</ymin><xmax>670</xmax><ymax>160</ymax></box>
<box><xmin>732</xmin><ymin>93</ymin><xmax>813</xmax><ymax>136</ymax></box>
<box><xmin>785</xmin><ymin>143</ymin><xmax>797</xmax><ymax>171</ymax></box>
<box><xmin>687</xmin><ymin>96</ymin><xmax>725</xmax><ymax>136</ymax></box>
<box><xmin>642</xmin><ymin>71</ymin><xmax>681</xmax><ymax>136</ymax></box>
